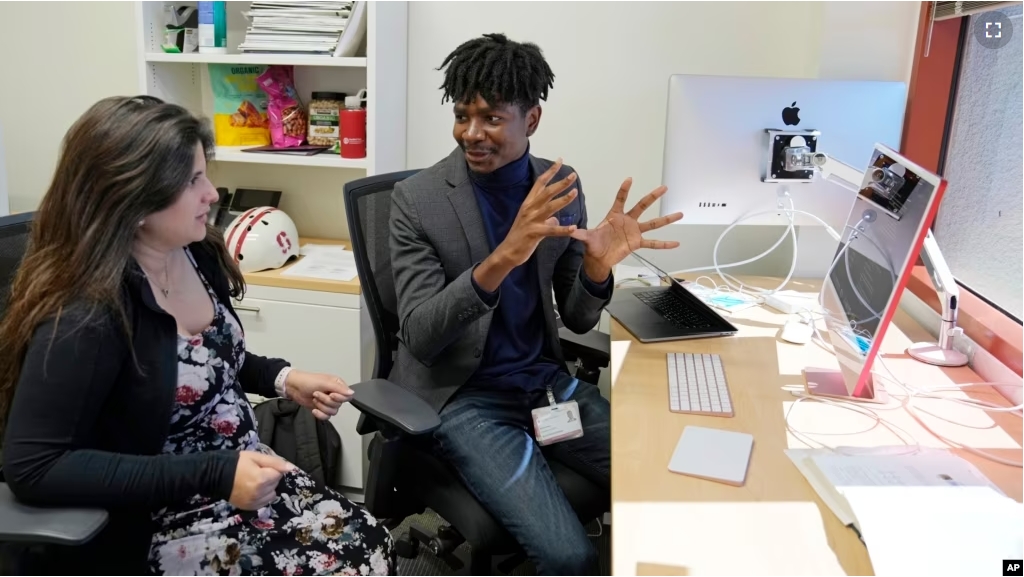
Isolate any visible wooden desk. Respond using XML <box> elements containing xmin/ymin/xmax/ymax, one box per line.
<box><xmin>242</xmin><ymin>237</ymin><xmax>361</xmax><ymax>295</ymax></box>
<box><xmin>610</xmin><ymin>277</ymin><xmax>1022</xmax><ymax>576</ymax></box>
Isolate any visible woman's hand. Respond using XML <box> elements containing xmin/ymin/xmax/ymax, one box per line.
<box><xmin>229</xmin><ymin>451</ymin><xmax>293</xmax><ymax>510</ymax></box>
<box><xmin>285</xmin><ymin>369</ymin><xmax>353</xmax><ymax>420</ymax></box>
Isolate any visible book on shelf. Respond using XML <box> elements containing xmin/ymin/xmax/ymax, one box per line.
<box><xmin>239</xmin><ymin>1</ymin><xmax>359</xmax><ymax>56</ymax></box>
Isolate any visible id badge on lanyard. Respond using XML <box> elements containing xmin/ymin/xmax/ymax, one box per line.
<box><xmin>531</xmin><ymin>380</ymin><xmax>584</xmax><ymax>446</ymax></box>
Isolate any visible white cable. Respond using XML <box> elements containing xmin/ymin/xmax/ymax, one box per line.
<box><xmin>672</xmin><ymin>206</ymin><xmax>841</xmax><ymax>278</ymax></box>
<box><xmin>907</xmin><ymin>384</ymin><xmax>1024</xmax><ymax>413</ymax></box>
<box><xmin>715</xmin><ymin>207</ymin><xmax>798</xmax><ymax>297</ymax></box>
<box><xmin>873</xmin><ymin>356</ymin><xmax>1024</xmax><ymax>468</ymax></box>
<box><xmin>787</xmin><ymin>372</ymin><xmax>1024</xmax><ymax>468</ymax></box>
<box><xmin>785</xmin><ymin>391</ymin><xmax>922</xmax><ymax>453</ymax></box>
<box><xmin>671</xmin><ymin>194</ymin><xmax>845</xmax><ymax>301</ymax></box>
<box><xmin>675</xmin><ymin>201</ymin><xmax>797</xmax><ymax>275</ymax></box>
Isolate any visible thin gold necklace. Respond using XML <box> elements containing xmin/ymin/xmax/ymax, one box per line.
<box><xmin>142</xmin><ymin>254</ymin><xmax>174</xmax><ymax>298</ymax></box>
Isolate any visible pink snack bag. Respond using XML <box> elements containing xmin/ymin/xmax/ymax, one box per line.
<box><xmin>257</xmin><ymin>65</ymin><xmax>307</xmax><ymax>148</ymax></box>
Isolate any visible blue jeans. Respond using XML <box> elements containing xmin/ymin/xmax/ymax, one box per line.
<box><xmin>433</xmin><ymin>371</ymin><xmax>610</xmax><ymax>575</ymax></box>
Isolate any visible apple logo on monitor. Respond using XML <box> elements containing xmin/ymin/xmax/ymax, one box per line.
<box><xmin>782</xmin><ymin>102</ymin><xmax>801</xmax><ymax>126</ymax></box>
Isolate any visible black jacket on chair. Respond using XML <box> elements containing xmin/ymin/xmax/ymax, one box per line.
<box><xmin>1</xmin><ymin>241</ymin><xmax>288</xmax><ymax>574</ymax></box>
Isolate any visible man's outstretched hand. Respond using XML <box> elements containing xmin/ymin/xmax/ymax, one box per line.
<box><xmin>571</xmin><ymin>178</ymin><xmax>683</xmax><ymax>282</ymax></box>
<box><xmin>472</xmin><ymin>159</ymin><xmax>579</xmax><ymax>293</ymax></box>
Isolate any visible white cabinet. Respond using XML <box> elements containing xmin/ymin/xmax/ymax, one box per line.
<box><xmin>236</xmin><ymin>284</ymin><xmax>367</xmax><ymax>495</ymax></box>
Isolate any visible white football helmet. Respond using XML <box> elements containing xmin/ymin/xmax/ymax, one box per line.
<box><xmin>224</xmin><ymin>207</ymin><xmax>299</xmax><ymax>273</ymax></box>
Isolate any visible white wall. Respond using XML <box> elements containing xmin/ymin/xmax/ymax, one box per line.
<box><xmin>0</xmin><ymin>1</ymin><xmax>139</xmax><ymax>215</ymax></box>
<box><xmin>406</xmin><ymin>1</ymin><xmax>921</xmax><ymax>277</ymax></box>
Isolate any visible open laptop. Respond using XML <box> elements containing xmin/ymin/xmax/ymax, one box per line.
<box><xmin>607</xmin><ymin>253</ymin><xmax>738</xmax><ymax>343</ymax></box>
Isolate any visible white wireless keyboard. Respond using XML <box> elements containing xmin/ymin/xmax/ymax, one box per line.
<box><xmin>667</xmin><ymin>353</ymin><xmax>735</xmax><ymax>417</ymax></box>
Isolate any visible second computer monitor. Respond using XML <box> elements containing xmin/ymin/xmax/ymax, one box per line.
<box><xmin>659</xmin><ymin>75</ymin><xmax>906</xmax><ymax>228</ymax></box>
<box><xmin>814</xmin><ymin>144</ymin><xmax>948</xmax><ymax>402</ymax></box>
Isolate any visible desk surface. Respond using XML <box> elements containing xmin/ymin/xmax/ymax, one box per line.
<box><xmin>242</xmin><ymin>237</ymin><xmax>361</xmax><ymax>295</ymax></box>
<box><xmin>610</xmin><ymin>276</ymin><xmax>1022</xmax><ymax>576</ymax></box>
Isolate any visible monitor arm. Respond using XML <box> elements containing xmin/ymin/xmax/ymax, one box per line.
<box><xmin>913</xmin><ymin>229</ymin><xmax>968</xmax><ymax>365</ymax></box>
<box><xmin>784</xmin><ymin>148</ymin><xmax>889</xmax><ymax>194</ymax></box>
<box><xmin>794</xmin><ymin>150</ymin><xmax>968</xmax><ymax>367</ymax></box>
<box><xmin>807</xmin><ymin>152</ymin><xmax>866</xmax><ymax>193</ymax></box>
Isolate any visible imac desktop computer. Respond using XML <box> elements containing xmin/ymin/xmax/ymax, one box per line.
<box><xmin>659</xmin><ymin>75</ymin><xmax>907</xmax><ymax>229</ymax></box>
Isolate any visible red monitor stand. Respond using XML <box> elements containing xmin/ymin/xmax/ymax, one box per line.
<box><xmin>801</xmin><ymin>367</ymin><xmax>891</xmax><ymax>404</ymax></box>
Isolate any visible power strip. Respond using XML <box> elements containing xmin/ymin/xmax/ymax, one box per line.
<box><xmin>763</xmin><ymin>291</ymin><xmax>821</xmax><ymax>315</ymax></box>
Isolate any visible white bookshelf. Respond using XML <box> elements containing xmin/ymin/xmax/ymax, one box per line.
<box><xmin>134</xmin><ymin>1</ymin><xmax>407</xmax><ymax>176</ymax></box>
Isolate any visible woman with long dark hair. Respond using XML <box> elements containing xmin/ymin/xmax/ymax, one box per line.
<box><xmin>0</xmin><ymin>96</ymin><xmax>394</xmax><ymax>575</ymax></box>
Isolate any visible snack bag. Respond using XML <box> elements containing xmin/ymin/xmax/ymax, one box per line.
<box><xmin>209</xmin><ymin>64</ymin><xmax>270</xmax><ymax>147</ymax></box>
<box><xmin>258</xmin><ymin>65</ymin><xmax>307</xmax><ymax>148</ymax></box>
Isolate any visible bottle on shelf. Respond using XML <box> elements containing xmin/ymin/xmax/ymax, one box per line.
<box><xmin>340</xmin><ymin>89</ymin><xmax>367</xmax><ymax>159</ymax></box>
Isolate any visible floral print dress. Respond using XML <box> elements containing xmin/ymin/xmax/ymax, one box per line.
<box><xmin>148</xmin><ymin>250</ymin><xmax>394</xmax><ymax>576</ymax></box>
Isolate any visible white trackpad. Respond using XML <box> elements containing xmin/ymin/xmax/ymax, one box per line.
<box><xmin>668</xmin><ymin>426</ymin><xmax>754</xmax><ymax>486</ymax></box>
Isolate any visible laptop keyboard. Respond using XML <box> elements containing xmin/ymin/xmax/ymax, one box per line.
<box><xmin>635</xmin><ymin>290</ymin><xmax>713</xmax><ymax>330</ymax></box>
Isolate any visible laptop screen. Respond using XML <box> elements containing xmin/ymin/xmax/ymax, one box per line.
<box><xmin>628</xmin><ymin>252</ymin><xmax>684</xmax><ymax>289</ymax></box>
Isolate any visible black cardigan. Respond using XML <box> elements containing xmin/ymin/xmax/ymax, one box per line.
<box><xmin>1</xmin><ymin>241</ymin><xmax>289</xmax><ymax>573</ymax></box>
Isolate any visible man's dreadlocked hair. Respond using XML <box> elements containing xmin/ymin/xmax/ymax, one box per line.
<box><xmin>438</xmin><ymin>33</ymin><xmax>555</xmax><ymax>113</ymax></box>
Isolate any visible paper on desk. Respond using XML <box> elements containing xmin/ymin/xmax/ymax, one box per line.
<box><xmin>785</xmin><ymin>447</ymin><xmax>1002</xmax><ymax>531</ymax></box>
<box><xmin>811</xmin><ymin>450</ymin><xmax>1002</xmax><ymax>495</ymax></box>
<box><xmin>282</xmin><ymin>248</ymin><xmax>358</xmax><ymax>282</ymax></box>
<box><xmin>842</xmin><ymin>485</ymin><xmax>1023</xmax><ymax>577</ymax></box>
<box><xmin>613</xmin><ymin>501</ymin><xmax>845</xmax><ymax>576</ymax></box>
<box><xmin>785</xmin><ymin>448</ymin><xmax>858</xmax><ymax>527</ymax></box>
<box><xmin>299</xmin><ymin>244</ymin><xmax>350</xmax><ymax>257</ymax></box>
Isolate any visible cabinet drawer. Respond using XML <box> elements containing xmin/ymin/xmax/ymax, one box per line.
<box><xmin>234</xmin><ymin>296</ymin><xmax>365</xmax><ymax>491</ymax></box>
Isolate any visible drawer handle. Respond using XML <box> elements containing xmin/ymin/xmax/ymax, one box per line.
<box><xmin>233</xmin><ymin>303</ymin><xmax>261</xmax><ymax>313</ymax></box>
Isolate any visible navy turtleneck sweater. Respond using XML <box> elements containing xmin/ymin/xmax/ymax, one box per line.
<box><xmin>468</xmin><ymin>148</ymin><xmax>610</xmax><ymax>392</ymax></box>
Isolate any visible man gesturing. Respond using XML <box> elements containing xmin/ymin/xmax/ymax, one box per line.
<box><xmin>389</xmin><ymin>33</ymin><xmax>681</xmax><ymax>575</ymax></box>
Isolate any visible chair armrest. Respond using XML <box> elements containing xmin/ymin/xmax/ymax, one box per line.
<box><xmin>0</xmin><ymin>483</ymin><xmax>107</xmax><ymax>545</ymax></box>
<box><xmin>349</xmin><ymin>379</ymin><xmax>441</xmax><ymax>436</ymax></box>
<box><xmin>559</xmin><ymin>327</ymin><xmax>611</xmax><ymax>368</ymax></box>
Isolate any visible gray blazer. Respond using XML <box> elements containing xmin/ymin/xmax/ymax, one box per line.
<box><xmin>388</xmin><ymin>148</ymin><xmax>613</xmax><ymax>412</ymax></box>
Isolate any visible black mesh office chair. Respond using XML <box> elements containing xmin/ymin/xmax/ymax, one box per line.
<box><xmin>0</xmin><ymin>212</ymin><xmax>109</xmax><ymax>574</ymax></box>
<box><xmin>343</xmin><ymin>171</ymin><xmax>611</xmax><ymax>574</ymax></box>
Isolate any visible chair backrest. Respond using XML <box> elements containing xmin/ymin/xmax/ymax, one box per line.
<box><xmin>343</xmin><ymin>170</ymin><xmax>420</xmax><ymax>381</ymax></box>
<box><xmin>0</xmin><ymin>212</ymin><xmax>32</xmax><ymax>322</ymax></box>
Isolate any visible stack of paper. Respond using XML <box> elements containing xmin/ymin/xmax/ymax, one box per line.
<box><xmin>786</xmin><ymin>447</ymin><xmax>1023</xmax><ymax>576</ymax></box>
<box><xmin>844</xmin><ymin>485</ymin><xmax>1023</xmax><ymax>577</ymax></box>
<box><xmin>282</xmin><ymin>245</ymin><xmax>358</xmax><ymax>281</ymax></box>
<box><xmin>786</xmin><ymin>447</ymin><xmax>1001</xmax><ymax>529</ymax></box>
<box><xmin>238</xmin><ymin>1</ymin><xmax>352</xmax><ymax>55</ymax></box>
